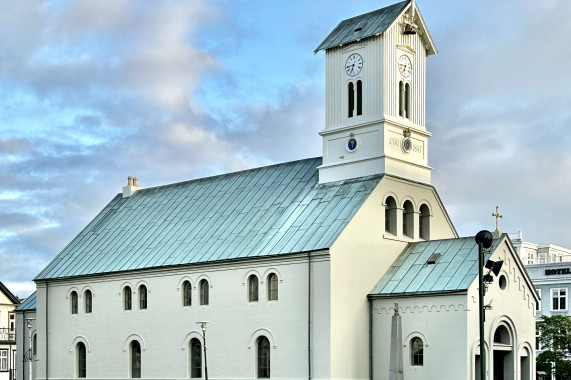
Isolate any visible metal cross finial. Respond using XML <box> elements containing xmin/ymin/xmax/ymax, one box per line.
<box><xmin>492</xmin><ymin>206</ymin><xmax>503</xmax><ymax>232</ymax></box>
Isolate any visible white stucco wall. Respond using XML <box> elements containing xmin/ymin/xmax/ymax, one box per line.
<box><xmin>33</xmin><ymin>253</ymin><xmax>332</xmax><ymax>380</ymax></box>
<box><xmin>329</xmin><ymin>176</ymin><xmax>456</xmax><ymax>380</ymax></box>
<box><xmin>371</xmin><ymin>294</ymin><xmax>468</xmax><ymax>380</ymax></box>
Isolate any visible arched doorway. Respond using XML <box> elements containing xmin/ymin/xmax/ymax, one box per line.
<box><xmin>492</xmin><ymin>325</ymin><xmax>514</xmax><ymax>380</ymax></box>
<box><xmin>520</xmin><ymin>346</ymin><xmax>531</xmax><ymax>380</ymax></box>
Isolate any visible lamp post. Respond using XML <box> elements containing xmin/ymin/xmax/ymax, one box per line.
<box><xmin>27</xmin><ymin>320</ymin><xmax>32</xmax><ymax>380</ymax></box>
<box><xmin>475</xmin><ymin>230</ymin><xmax>503</xmax><ymax>380</ymax></box>
<box><xmin>197</xmin><ymin>322</ymin><xmax>210</xmax><ymax>380</ymax></box>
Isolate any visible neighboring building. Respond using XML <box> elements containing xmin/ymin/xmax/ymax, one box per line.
<box><xmin>0</xmin><ymin>282</ymin><xmax>21</xmax><ymax>380</ymax></box>
<box><xmin>21</xmin><ymin>2</ymin><xmax>538</xmax><ymax>380</ymax></box>
<box><xmin>510</xmin><ymin>231</ymin><xmax>571</xmax><ymax>360</ymax></box>
<box><xmin>510</xmin><ymin>231</ymin><xmax>571</xmax><ymax>265</ymax></box>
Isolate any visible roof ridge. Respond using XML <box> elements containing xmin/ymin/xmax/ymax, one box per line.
<box><xmin>131</xmin><ymin>156</ymin><xmax>323</xmax><ymax>195</ymax></box>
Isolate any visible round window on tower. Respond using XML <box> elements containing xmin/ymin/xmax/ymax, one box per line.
<box><xmin>347</xmin><ymin>137</ymin><xmax>359</xmax><ymax>152</ymax></box>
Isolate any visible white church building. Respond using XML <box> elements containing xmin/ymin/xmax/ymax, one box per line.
<box><xmin>16</xmin><ymin>1</ymin><xmax>538</xmax><ymax>380</ymax></box>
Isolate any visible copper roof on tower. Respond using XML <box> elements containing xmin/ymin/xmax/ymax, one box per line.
<box><xmin>314</xmin><ymin>1</ymin><xmax>409</xmax><ymax>53</ymax></box>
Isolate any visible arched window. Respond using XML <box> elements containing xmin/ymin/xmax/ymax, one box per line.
<box><xmin>182</xmin><ymin>281</ymin><xmax>192</xmax><ymax>307</ymax></box>
<box><xmin>385</xmin><ymin>196</ymin><xmax>397</xmax><ymax>235</ymax></box>
<box><xmin>257</xmin><ymin>336</ymin><xmax>270</xmax><ymax>378</ymax></box>
<box><xmin>130</xmin><ymin>340</ymin><xmax>141</xmax><ymax>378</ymax></box>
<box><xmin>419</xmin><ymin>204</ymin><xmax>430</xmax><ymax>240</ymax></box>
<box><xmin>399</xmin><ymin>81</ymin><xmax>404</xmax><ymax>117</ymax></box>
<box><xmin>71</xmin><ymin>291</ymin><xmax>78</xmax><ymax>314</ymax></box>
<box><xmin>267</xmin><ymin>273</ymin><xmax>278</xmax><ymax>301</ymax></box>
<box><xmin>124</xmin><ymin>286</ymin><xmax>132</xmax><ymax>311</ymax></box>
<box><xmin>139</xmin><ymin>285</ymin><xmax>147</xmax><ymax>310</ymax></box>
<box><xmin>405</xmin><ymin>83</ymin><xmax>411</xmax><ymax>119</ymax></box>
<box><xmin>200</xmin><ymin>280</ymin><xmax>209</xmax><ymax>305</ymax></box>
<box><xmin>403</xmin><ymin>200</ymin><xmax>414</xmax><ymax>238</ymax></box>
<box><xmin>356</xmin><ymin>80</ymin><xmax>363</xmax><ymax>116</ymax></box>
<box><xmin>190</xmin><ymin>338</ymin><xmax>202</xmax><ymax>378</ymax></box>
<box><xmin>348</xmin><ymin>82</ymin><xmax>355</xmax><ymax>118</ymax></box>
<box><xmin>248</xmin><ymin>275</ymin><xmax>259</xmax><ymax>302</ymax></box>
<box><xmin>77</xmin><ymin>342</ymin><xmax>87</xmax><ymax>378</ymax></box>
<box><xmin>411</xmin><ymin>337</ymin><xmax>423</xmax><ymax>366</ymax></box>
<box><xmin>84</xmin><ymin>290</ymin><xmax>92</xmax><ymax>313</ymax></box>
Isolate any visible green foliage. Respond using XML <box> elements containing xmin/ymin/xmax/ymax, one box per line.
<box><xmin>537</xmin><ymin>315</ymin><xmax>571</xmax><ymax>379</ymax></box>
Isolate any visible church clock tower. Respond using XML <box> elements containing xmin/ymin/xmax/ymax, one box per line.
<box><xmin>314</xmin><ymin>0</ymin><xmax>437</xmax><ymax>184</ymax></box>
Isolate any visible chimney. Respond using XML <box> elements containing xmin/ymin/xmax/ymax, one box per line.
<box><xmin>122</xmin><ymin>176</ymin><xmax>141</xmax><ymax>198</ymax></box>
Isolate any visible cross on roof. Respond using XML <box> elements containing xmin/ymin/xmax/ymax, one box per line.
<box><xmin>492</xmin><ymin>206</ymin><xmax>503</xmax><ymax>232</ymax></box>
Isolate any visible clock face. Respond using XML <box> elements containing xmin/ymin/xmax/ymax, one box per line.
<box><xmin>347</xmin><ymin>138</ymin><xmax>358</xmax><ymax>152</ymax></box>
<box><xmin>345</xmin><ymin>53</ymin><xmax>363</xmax><ymax>76</ymax></box>
<box><xmin>398</xmin><ymin>55</ymin><xmax>412</xmax><ymax>78</ymax></box>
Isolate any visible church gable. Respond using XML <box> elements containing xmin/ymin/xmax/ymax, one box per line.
<box><xmin>35</xmin><ymin>157</ymin><xmax>382</xmax><ymax>280</ymax></box>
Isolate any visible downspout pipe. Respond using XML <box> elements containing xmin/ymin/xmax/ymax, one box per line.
<box><xmin>45</xmin><ymin>282</ymin><xmax>49</xmax><ymax>380</ymax></box>
<box><xmin>368</xmin><ymin>297</ymin><xmax>373</xmax><ymax>380</ymax></box>
<box><xmin>22</xmin><ymin>311</ymin><xmax>26</xmax><ymax>380</ymax></box>
<box><xmin>307</xmin><ymin>252</ymin><xmax>312</xmax><ymax>380</ymax></box>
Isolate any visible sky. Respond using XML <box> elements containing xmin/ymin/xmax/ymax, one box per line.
<box><xmin>1</xmin><ymin>0</ymin><xmax>570</xmax><ymax>298</ymax></box>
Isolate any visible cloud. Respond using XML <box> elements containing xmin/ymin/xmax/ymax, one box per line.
<box><xmin>2</xmin><ymin>0</ymin><xmax>571</xmax><ymax>298</ymax></box>
<box><xmin>426</xmin><ymin>0</ymin><xmax>571</xmax><ymax>246</ymax></box>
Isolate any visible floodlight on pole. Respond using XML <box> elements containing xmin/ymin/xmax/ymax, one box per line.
<box><xmin>475</xmin><ymin>230</ymin><xmax>493</xmax><ymax>380</ymax></box>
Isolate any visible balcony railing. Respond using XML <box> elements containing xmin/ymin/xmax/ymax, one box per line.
<box><xmin>0</xmin><ymin>328</ymin><xmax>16</xmax><ymax>342</ymax></box>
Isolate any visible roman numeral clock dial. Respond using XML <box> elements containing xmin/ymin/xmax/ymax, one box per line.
<box><xmin>398</xmin><ymin>55</ymin><xmax>412</xmax><ymax>78</ymax></box>
<box><xmin>345</xmin><ymin>53</ymin><xmax>363</xmax><ymax>76</ymax></box>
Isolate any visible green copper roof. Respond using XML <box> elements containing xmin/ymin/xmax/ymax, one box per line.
<box><xmin>36</xmin><ymin>157</ymin><xmax>382</xmax><ymax>280</ymax></box>
<box><xmin>314</xmin><ymin>1</ymin><xmax>409</xmax><ymax>53</ymax></box>
<box><xmin>370</xmin><ymin>236</ymin><xmax>503</xmax><ymax>297</ymax></box>
<box><xmin>15</xmin><ymin>292</ymin><xmax>36</xmax><ymax>311</ymax></box>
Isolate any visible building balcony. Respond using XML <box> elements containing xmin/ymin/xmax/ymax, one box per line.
<box><xmin>0</xmin><ymin>328</ymin><xmax>16</xmax><ymax>343</ymax></box>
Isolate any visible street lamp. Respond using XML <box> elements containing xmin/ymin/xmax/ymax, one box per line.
<box><xmin>197</xmin><ymin>322</ymin><xmax>210</xmax><ymax>380</ymax></box>
<box><xmin>27</xmin><ymin>320</ymin><xmax>33</xmax><ymax>380</ymax></box>
<box><xmin>475</xmin><ymin>230</ymin><xmax>503</xmax><ymax>380</ymax></box>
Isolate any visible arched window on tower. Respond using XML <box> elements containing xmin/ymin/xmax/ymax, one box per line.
<box><xmin>403</xmin><ymin>200</ymin><xmax>414</xmax><ymax>238</ymax></box>
<box><xmin>419</xmin><ymin>204</ymin><xmax>430</xmax><ymax>240</ymax></box>
<box><xmin>385</xmin><ymin>196</ymin><xmax>397</xmax><ymax>235</ymax></box>
<box><xmin>356</xmin><ymin>80</ymin><xmax>363</xmax><ymax>116</ymax></box>
<box><xmin>399</xmin><ymin>81</ymin><xmax>404</xmax><ymax>117</ymax></box>
<box><xmin>348</xmin><ymin>82</ymin><xmax>355</xmax><ymax>118</ymax></box>
<box><xmin>405</xmin><ymin>83</ymin><xmax>411</xmax><ymax>119</ymax></box>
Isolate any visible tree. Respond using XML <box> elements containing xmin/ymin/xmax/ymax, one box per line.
<box><xmin>537</xmin><ymin>315</ymin><xmax>571</xmax><ymax>380</ymax></box>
